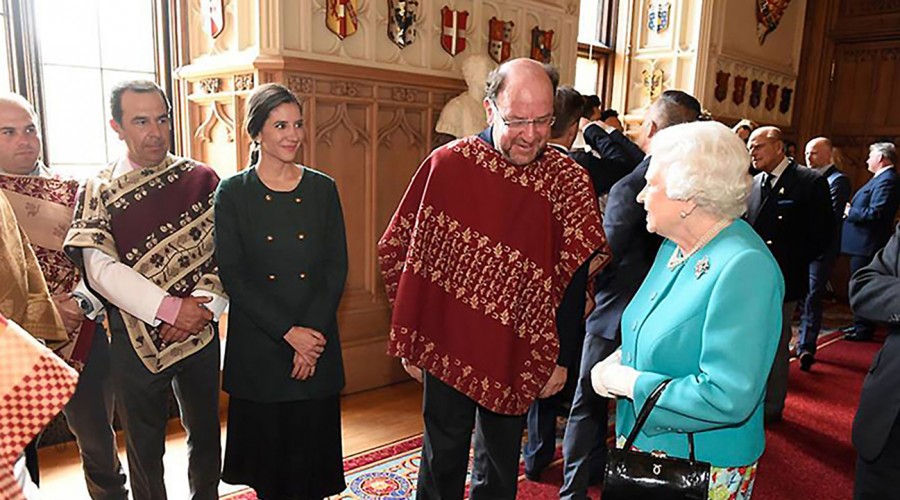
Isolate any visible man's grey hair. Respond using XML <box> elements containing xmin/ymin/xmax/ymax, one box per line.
<box><xmin>870</xmin><ymin>142</ymin><xmax>898</xmax><ymax>166</ymax></box>
<box><xmin>484</xmin><ymin>62</ymin><xmax>559</xmax><ymax>102</ymax></box>
<box><xmin>650</xmin><ymin>121</ymin><xmax>752</xmax><ymax>219</ymax></box>
<box><xmin>648</xmin><ymin>90</ymin><xmax>702</xmax><ymax>131</ymax></box>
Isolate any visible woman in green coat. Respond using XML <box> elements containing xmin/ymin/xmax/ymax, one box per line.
<box><xmin>215</xmin><ymin>83</ymin><xmax>348</xmax><ymax>500</ymax></box>
<box><xmin>591</xmin><ymin>121</ymin><xmax>784</xmax><ymax>500</ymax></box>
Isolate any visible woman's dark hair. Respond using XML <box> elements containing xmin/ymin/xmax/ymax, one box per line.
<box><xmin>246</xmin><ymin>83</ymin><xmax>301</xmax><ymax>165</ymax></box>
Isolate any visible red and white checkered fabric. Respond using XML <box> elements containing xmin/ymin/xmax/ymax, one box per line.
<box><xmin>0</xmin><ymin>316</ymin><xmax>78</xmax><ymax>499</ymax></box>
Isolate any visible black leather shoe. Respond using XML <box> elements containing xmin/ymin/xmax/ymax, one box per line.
<box><xmin>844</xmin><ymin>332</ymin><xmax>873</xmax><ymax>342</ymax></box>
<box><xmin>799</xmin><ymin>352</ymin><xmax>815</xmax><ymax>372</ymax></box>
<box><xmin>524</xmin><ymin>470</ymin><xmax>542</xmax><ymax>482</ymax></box>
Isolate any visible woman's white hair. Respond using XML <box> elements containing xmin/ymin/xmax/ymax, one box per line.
<box><xmin>649</xmin><ymin>121</ymin><xmax>752</xmax><ymax>219</ymax></box>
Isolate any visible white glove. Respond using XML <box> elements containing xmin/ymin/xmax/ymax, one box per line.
<box><xmin>600</xmin><ymin>363</ymin><xmax>641</xmax><ymax>400</ymax></box>
<box><xmin>590</xmin><ymin>349</ymin><xmax>622</xmax><ymax>398</ymax></box>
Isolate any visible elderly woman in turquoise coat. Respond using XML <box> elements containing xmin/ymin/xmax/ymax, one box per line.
<box><xmin>592</xmin><ymin>121</ymin><xmax>784</xmax><ymax>499</ymax></box>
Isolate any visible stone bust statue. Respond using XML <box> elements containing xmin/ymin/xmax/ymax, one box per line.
<box><xmin>435</xmin><ymin>54</ymin><xmax>497</xmax><ymax>141</ymax></box>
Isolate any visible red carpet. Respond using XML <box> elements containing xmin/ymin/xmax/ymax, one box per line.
<box><xmin>223</xmin><ymin>307</ymin><xmax>880</xmax><ymax>499</ymax></box>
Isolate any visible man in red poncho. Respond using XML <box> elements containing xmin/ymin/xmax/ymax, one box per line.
<box><xmin>378</xmin><ymin>58</ymin><xmax>611</xmax><ymax>499</ymax></box>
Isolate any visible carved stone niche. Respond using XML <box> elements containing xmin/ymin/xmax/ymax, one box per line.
<box><xmin>234</xmin><ymin>73</ymin><xmax>255</xmax><ymax>92</ymax></box>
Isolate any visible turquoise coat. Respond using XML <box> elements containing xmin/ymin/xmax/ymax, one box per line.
<box><xmin>616</xmin><ymin>219</ymin><xmax>784</xmax><ymax>467</ymax></box>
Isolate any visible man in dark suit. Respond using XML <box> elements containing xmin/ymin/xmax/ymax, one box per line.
<box><xmin>848</xmin><ymin>224</ymin><xmax>900</xmax><ymax>499</ymax></box>
<box><xmin>560</xmin><ymin>90</ymin><xmax>702</xmax><ymax>499</ymax></box>
<box><xmin>842</xmin><ymin>142</ymin><xmax>900</xmax><ymax>341</ymax></box>
<box><xmin>797</xmin><ymin>137</ymin><xmax>851</xmax><ymax>371</ymax></box>
<box><xmin>745</xmin><ymin>126</ymin><xmax>833</xmax><ymax>422</ymax></box>
<box><xmin>524</xmin><ymin>85</ymin><xmax>639</xmax><ymax>482</ymax></box>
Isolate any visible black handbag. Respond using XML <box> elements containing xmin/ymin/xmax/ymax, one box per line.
<box><xmin>602</xmin><ymin>380</ymin><xmax>711</xmax><ymax>500</ymax></box>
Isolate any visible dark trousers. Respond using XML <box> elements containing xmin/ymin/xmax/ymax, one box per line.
<box><xmin>765</xmin><ymin>301</ymin><xmax>797</xmax><ymax>419</ymax></box>
<box><xmin>851</xmin><ymin>255</ymin><xmax>876</xmax><ymax>338</ymax></box>
<box><xmin>855</xmin><ymin>413</ymin><xmax>900</xmax><ymax>499</ymax></box>
<box><xmin>109</xmin><ymin>311</ymin><xmax>221</xmax><ymax>500</ymax></box>
<box><xmin>799</xmin><ymin>256</ymin><xmax>836</xmax><ymax>355</ymax></box>
<box><xmin>417</xmin><ymin>372</ymin><xmax>526</xmax><ymax>500</ymax></box>
<box><xmin>560</xmin><ymin>334</ymin><xmax>618</xmax><ymax>499</ymax></box>
<box><xmin>62</xmin><ymin>325</ymin><xmax>128</xmax><ymax>500</ymax></box>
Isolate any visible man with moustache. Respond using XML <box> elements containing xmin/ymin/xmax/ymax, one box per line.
<box><xmin>64</xmin><ymin>80</ymin><xmax>228</xmax><ymax>500</ymax></box>
<box><xmin>0</xmin><ymin>93</ymin><xmax>128</xmax><ymax>498</ymax></box>
<box><xmin>796</xmin><ymin>137</ymin><xmax>850</xmax><ymax>370</ymax></box>
<box><xmin>745</xmin><ymin>126</ymin><xmax>832</xmax><ymax>422</ymax></box>
<box><xmin>379</xmin><ymin>59</ymin><xmax>611</xmax><ymax>499</ymax></box>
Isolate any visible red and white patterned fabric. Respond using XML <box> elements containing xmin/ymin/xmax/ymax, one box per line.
<box><xmin>0</xmin><ymin>314</ymin><xmax>78</xmax><ymax>499</ymax></box>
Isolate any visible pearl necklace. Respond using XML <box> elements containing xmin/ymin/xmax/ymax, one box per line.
<box><xmin>667</xmin><ymin>218</ymin><xmax>732</xmax><ymax>271</ymax></box>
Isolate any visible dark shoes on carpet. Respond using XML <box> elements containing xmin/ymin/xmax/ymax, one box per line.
<box><xmin>799</xmin><ymin>352</ymin><xmax>815</xmax><ymax>372</ymax></box>
<box><xmin>844</xmin><ymin>331</ymin><xmax>873</xmax><ymax>342</ymax></box>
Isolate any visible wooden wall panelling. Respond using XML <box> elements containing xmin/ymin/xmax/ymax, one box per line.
<box><xmin>793</xmin><ymin>0</ymin><xmax>900</xmax><ymax>298</ymax></box>
<box><xmin>176</xmin><ymin>57</ymin><xmax>466</xmax><ymax>393</ymax></box>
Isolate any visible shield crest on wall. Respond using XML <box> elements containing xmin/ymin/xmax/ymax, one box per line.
<box><xmin>440</xmin><ymin>7</ymin><xmax>468</xmax><ymax>56</ymax></box>
<box><xmin>757</xmin><ymin>0</ymin><xmax>794</xmax><ymax>45</ymax></box>
<box><xmin>750</xmin><ymin>80</ymin><xmax>764</xmax><ymax>108</ymax></box>
<box><xmin>648</xmin><ymin>1</ymin><xmax>672</xmax><ymax>34</ymax></box>
<box><xmin>326</xmin><ymin>0</ymin><xmax>359</xmax><ymax>40</ymax></box>
<box><xmin>715</xmin><ymin>71</ymin><xmax>730</xmax><ymax>102</ymax></box>
<box><xmin>765</xmin><ymin>83</ymin><xmax>780</xmax><ymax>111</ymax></box>
<box><xmin>488</xmin><ymin>17</ymin><xmax>514</xmax><ymax>64</ymax></box>
<box><xmin>530</xmin><ymin>27</ymin><xmax>554</xmax><ymax>63</ymax></box>
<box><xmin>200</xmin><ymin>0</ymin><xmax>225</xmax><ymax>39</ymax></box>
<box><xmin>733</xmin><ymin>75</ymin><xmax>748</xmax><ymax>105</ymax></box>
<box><xmin>387</xmin><ymin>0</ymin><xmax>418</xmax><ymax>49</ymax></box>
<box><xmin>780</xmin><ymin>87</ymin><xmax>793</xmax><ymax>114</ymax></box>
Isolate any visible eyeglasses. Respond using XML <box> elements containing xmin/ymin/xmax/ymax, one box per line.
<box><xmin>489</xmin><ymin>99</ymin><xmax>556</xmax><ymax>131</ymax></box>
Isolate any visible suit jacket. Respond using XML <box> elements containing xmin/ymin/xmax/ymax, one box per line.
<box><xmin>571</xmin><ymin>125</ymin><xmax>645</xmax><ymax>196</ymax></box>
<box><xmin>746</xmin><ymin>161</ymin><xmax>833</xmax><ymax>302</ymax></box>
<box><xmin>618</xmin><ymin>220</ymin><xmax>784</xmax><ymax>467</ymax></box>
<box><xmin>820</xmin><ymin>165</ymin><xmax>852</xmax><ymax>260</ymax></box>
<box><xmin>842</xmin><ymin>167</ymin><xmax>900</xmax><ymax>258</ymax></box>
<box><xmin>849</xmin><ymin>224</ymin><xmax>900</xmax><ymax>460</ymax></box>
<box><xmin>585</xmin><ymin>157</ymin><xmax>663</xmax><ymax>342</ymax></box>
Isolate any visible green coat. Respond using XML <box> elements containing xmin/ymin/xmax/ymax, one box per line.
<box><xmin>215</xmin><ymin>166</ymin><xmax>347</xmax><ymax>402</ymax></box>
<box><xmin>616</xmin><ymin>219</ymin><xmax>784</xmax><ymax>467</ymax></box>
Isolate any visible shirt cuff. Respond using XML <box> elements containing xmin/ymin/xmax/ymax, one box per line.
<box><xmin>72</xmin><ymin>279</ymin><xmax>105</xmax><ymax>321</ymax></box>
<box><xmin>156</xmin><ymin>296</ymin><xmax>183</xmax><ymax>325</ymax></box>
<box><xmin>191</xmin><ymin>290</ymin><xmax>228</xmax><ymax>320</ymax></box>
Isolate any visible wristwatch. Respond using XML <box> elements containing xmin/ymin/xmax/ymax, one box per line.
<box><xmin>71</xmin><ymin>292</ymin><xmax>94</xmax><ymax>317</ymax></box>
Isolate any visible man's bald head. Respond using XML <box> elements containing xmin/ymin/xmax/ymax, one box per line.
<box><xmin>0</xmin><ymin>93</ymin><xmax>41</xmax><ymax>175</ymax></box>
<box><xmin>483</xmin><ymin>58</ymin><xmax>557</xmax><ymax>165</ymax></box>
<box><xmin>805</xmin><ymin>136</ymin><xmax>834</xmax><ymax>169</ymax></box>
<box><xmin>748</xmin><ymin>126</ymin><xmax>786</xmax><ymax>173</ymax></box>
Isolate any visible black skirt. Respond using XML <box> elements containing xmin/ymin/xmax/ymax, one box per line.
<box><xmin>222</xmin><ymin>396</ymin><xmax>346</xmax><ymax>500</ymax></box>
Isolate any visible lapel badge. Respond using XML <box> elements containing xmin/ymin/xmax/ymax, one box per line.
<box><xmin>695</xmin><ymin>256</ymin><xmax>710</xmax><ymax>279</ymax></box>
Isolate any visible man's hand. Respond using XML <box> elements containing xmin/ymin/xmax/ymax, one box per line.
<box><xmin>401</xmin><ymin>358</ymin><xmax>423</xmax><ymax>383</ymax></box>
<box><xmin>538</xmin><ymin>365</ymin><xmax>567</xmax><ymax>399</ymax></box>
<box><xmin>159</xmin><ymin>324</ymin><xmax>192</xmax><ymax>344</ymax></box>
<box><xmin>284</xmin><ymin>326</ymin><xmax>326</xmax><ymax>362</ymax></box>
<box><xmin>173</xmin><ymin>296</ymin><xmax>214</xmax><ymax>333</ymax></box>
<box><xmin>291</xmin><ymin>351</ymin><xmax>316</xmax><ymax>380</ymax></box>
<box><xmin>52</xmin><ymin>294</ymin><xmax>83</xmax><ymax>334</ymax></box>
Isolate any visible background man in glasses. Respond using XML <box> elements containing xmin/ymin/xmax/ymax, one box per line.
<box><xmin>379</xmin><ymin>58</ymin><xmax>611</xmax><ymax>499</ymax></box>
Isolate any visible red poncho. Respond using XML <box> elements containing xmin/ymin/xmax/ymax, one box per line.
<box><xmin>379</xmin><ymin>136</ymin><xmax>610</xmax><ymax>415</ymax></box>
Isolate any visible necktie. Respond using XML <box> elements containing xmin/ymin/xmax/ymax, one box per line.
<box><xmin>762</xmin><ymin>174</ymin><xmax>773</xmax><ymax>199</ymax></box>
